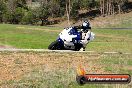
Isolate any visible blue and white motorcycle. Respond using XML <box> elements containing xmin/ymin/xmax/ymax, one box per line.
<box><xmin>48</xmin><ymin>27</ymin><xmax>95</xmax><ymax>51</ymax></box>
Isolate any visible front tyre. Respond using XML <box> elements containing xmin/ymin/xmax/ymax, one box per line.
<box><xmin>48</xmin><ymin>40</ymin><xmax>63</xmax><ymax>50</ymax></box>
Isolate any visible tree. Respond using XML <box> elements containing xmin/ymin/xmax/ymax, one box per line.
<box><xmin>14</xmin><ymin>7</ymin><xmax>26</xmax><ymax>24</ymax></box>
<box><xmin>37</xmin><ymin>1</ymin><xmax>50</xmax><ymax>26</ymax></box>
<box><xmin>99</xmin><ymin>0</ymin><xmax>129</xmax><ymax>16</ymax></box>
<box><xmin>3</xmin><ymin>7</ymin><xmax>26</xmax><ymax>24</ymax></box>
<box><xmin>2</xmin><ymin>0</ymin><xmax>28</xmax><ymax>24</ymax></box>
<box><xmin>0</xmin><ymin>0</ymin><xmax>131</xmax><ymax>25</ymax></box>
<box><xmin>65</xmin><ymin>0</ymin><xmax>80</xmax><ymax>25</ymax></box>
<box><xmin>70</xmin><ymin>0</ymin><xmax>80</xmax><ymax>18</ymax></box>
<box><xmin>114</xmin><ymin>0</ymin><xmax>128</xmax><ymax>14</ymax></box>
<box><xmin>21</xmin><ymin>10</ymin><xmax>37</xmax><ymax>24</ymax></box>
<box><xmin>16</xmin><ymin>0</ymin><xmax>28</xmax><ymax>10</ymax></box>
<box><xmin>66</xmin><ymin>0</ymin><xmax>71</xmax><ymax>26</ymax></box>
<box><xmin>48</xmin><ymin>0</ymin><xmax>61</xmax><ymax>17</ymax></box>
<box><xmin>0</xmin><ymin>0</ymin><xmax>6</xmax><ymax>22</ymax></box>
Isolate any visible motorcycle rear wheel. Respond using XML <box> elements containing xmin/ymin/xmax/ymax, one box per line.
<box><xmin>74</xmin><ymin>43</ymin><xmax>83</xmax><ymax>51</ymax></box>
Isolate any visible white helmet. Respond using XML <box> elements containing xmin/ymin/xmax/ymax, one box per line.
<box><xmin>82</xmin><ymin>21</ymin><xmax>90</xmax><ymax>28</ymax></box>
<box><xmin>82</xmin><ymin>21</ymin><xmax>91</xmax><ymax>32</ymax></box>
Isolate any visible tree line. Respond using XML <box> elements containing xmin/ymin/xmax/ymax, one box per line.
<box><xmin>0</xmin><ymin>0</ymin><xmax>131</xmax><ymax>26</ymax></box>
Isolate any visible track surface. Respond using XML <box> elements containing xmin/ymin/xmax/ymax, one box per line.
<box><xmin>0</xmin><ymin>49</ymin><xmax>131</xmax><ymax>55</ymax></box>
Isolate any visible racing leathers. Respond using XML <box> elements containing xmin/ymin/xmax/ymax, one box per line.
<box><xmin>59</xmin><ymin>26</ymin><xmax>93</xmax><ymax>51</ymax></box>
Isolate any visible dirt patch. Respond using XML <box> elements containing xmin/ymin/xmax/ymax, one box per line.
<box><xmin>0</xmin><ymin>45</ymin><xmax>16</xmax><ymax>49</ymax></box>
<box><xmin>0</xmin><ymin>52</ymin><xmax>104</xmax><ymax>81</ymax></box>
<box><xmin>51</xmin><ymin>11</ymin><xmax>132</xmax><ymax>28</ymax></box>
<box><xmin>0</xmin><ymin>52</ymin><xmax>131</xmax><ymax>88</ymax></box>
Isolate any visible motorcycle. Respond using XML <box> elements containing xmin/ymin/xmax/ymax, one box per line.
<box><xmin>48</xmin><ymin>28</ymin><xmax>95</xmax><ymax>51</ymax></box>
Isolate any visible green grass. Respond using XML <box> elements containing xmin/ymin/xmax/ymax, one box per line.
<box><xmin>127</xmin><ymin>59</ymin><xmax>132</xmax><ymax>65</ymax></box>
<box><xmin>87</xmin><ymin>28</ymin><xmax>132</xmax><ymax>53</ymax></box>
<box><xmin>0</xmin><ymin>24</ymin><xmax>60</xmax><ymax>49</ymax></box>
<box><xmin>100</xmin><ymin>54</ymin><xmax>132</xmax><ymax>74</ymax></box>
<box><xmin>0</xmin><ymin>23</ymin><xmax>132</xmax><ymax>53</ymax></box>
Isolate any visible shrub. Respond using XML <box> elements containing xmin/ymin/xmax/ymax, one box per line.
<box><xmin>21</xmin><ymin>10</ymin><xmax>38</xmax><ymax>25</ymax></box>
<box><xmin>3</xmin><ymin>7</ymin><xmax>26</xmax><ymax>24</ymax></box>
<box><xmin>0</xmin><ymin>1</ymin><xmax>6</xmax><ymax>22</ymax></box>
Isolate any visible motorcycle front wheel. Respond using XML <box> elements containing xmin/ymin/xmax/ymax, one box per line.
<box><xmin>48</xmin><ymin>40</ymin><xmax>63</xmax><ymax>50</ymax></box>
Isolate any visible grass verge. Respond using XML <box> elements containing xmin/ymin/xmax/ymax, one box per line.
<box><xmin>0</xmin><ymin>24</ymin><xmax>132</xmax><ymax>53</ymax></box>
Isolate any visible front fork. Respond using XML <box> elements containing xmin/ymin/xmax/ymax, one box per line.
<box><xmin>57</xmin><ymin>38</ymin><xmax>65</xmax><ymax>49</ymax></box>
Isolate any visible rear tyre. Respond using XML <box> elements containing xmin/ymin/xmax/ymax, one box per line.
<box><xmin>74</xmin><ymin>43</ymin><xmax>83</xmax><ymax>51</ymax></box>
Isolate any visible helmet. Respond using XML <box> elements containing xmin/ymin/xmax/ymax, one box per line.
<box><xmin>82</xmin><ymin>21</ymin><xmax>91</xmax><ymax>32</ymax></box>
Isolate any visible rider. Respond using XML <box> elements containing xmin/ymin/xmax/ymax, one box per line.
<box><xmin>69</xmin><ymin>21</ymin><xmax>92</xmax><ymax>51</ymax></box>
<box><xmin>80</xmin><ymin>21</ymin><xmax>92</xmax><ymax>51</ymax></box>
<box><xmin>59</xmin><ymin>20</ymin><xmax>91</xmax><ymax>51</ymax></box>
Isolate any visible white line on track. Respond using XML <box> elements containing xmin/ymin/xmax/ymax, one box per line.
<box><xmin>0</xmin><ymin>49</ymin><xmax>131</xmax><ymax>54</ymax></box>
<box><xmin>0</xmin><ymin>49</ymin><xmax>95</xmax><ymax>53</ymax></box>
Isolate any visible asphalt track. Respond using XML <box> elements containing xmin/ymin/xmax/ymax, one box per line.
<box><xmin>0</xmin><ymin>49</ymin><xmax>131</xmax><ymax>55</ymax></box>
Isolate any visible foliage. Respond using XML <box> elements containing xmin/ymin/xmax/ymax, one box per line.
<box><xmin>0</xmin><ymin>0</ymin><xmax>6</xmax><ymax>22</ymax></box>
<box><xmin>14</xmin><ymin>7</ymin><xmax>26</xmax><ymax>24</ymax></box>
<box><xmin>70</xmin><ymin>0</ymin><xmax>80</xmax><ymax>18</ymax></box>
<box><xmin>37</xmin><ymin>3</ymin><xmax>50</xmax><ymax>26</ymax></box>
<box><xmin>48</xmin><ymin>0</ymin><xmax>61</xmax><ymax>17</ymax></box>
<box><xmin>2</xmin><ymin>11</ymin><xmax>13</xmax><ymax>23</ymax></box>
<box><xmin>0</xmin><ymin>0</ymin><xmax>131</xmax><ymax>25</ymax></box>
<box><xmin>21</xmin><ymin>10</ymin><xmax>37</xmax><ymax>24</ymax></box>
<box><xmin>100</xmin><ymin>0</ymin><xmax>129</xmax><ymax>16</ymax></box>
<box><xmin>3</xmin><ymin>7</ymin><xmax>26</xmax><ymax>24</ymax></box>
